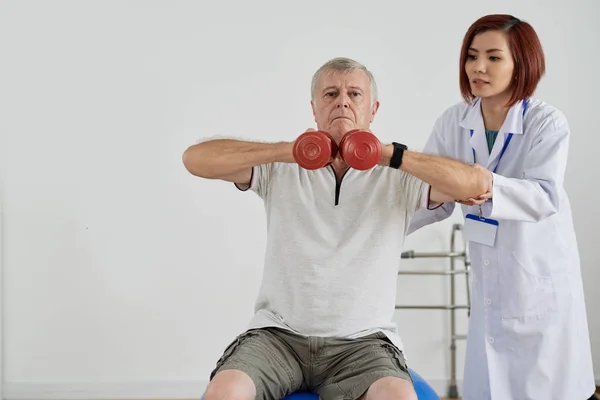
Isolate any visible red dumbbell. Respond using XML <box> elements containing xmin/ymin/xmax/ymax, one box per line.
<box><xmin>338</xmin><ymin>129</ymin><xmax>382</xmax><ymax>170</ymax></box>
<box><xmin>293</xmin><ymin>130</ymin><xmax>338</xmax><ymax>170</ymax></box>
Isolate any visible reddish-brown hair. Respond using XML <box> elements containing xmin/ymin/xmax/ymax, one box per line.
<box><xmin>459</xmin><ymin>14</ymin><xmax>545</xmax><ymax>107</ymax></box>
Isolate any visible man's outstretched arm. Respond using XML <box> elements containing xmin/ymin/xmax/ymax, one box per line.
<box><xmin>182</xmin><ymin>139</ymin><xmax>295</xmax><ymax>185</ymax></box>
<box><xmin>380</xmin><ymin>145</ymin><xmax>492</xmax><ymax>203</ymax></box>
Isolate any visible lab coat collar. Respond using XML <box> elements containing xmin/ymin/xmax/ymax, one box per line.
<box><xmin>459</xmin><ymin>98</ymin><xmax>526</xmax><ymax>134</ymax></box>
<box><xmin>460</xmin><ymin>98</ymin><xmax>526</xmax><ymax>169</ymax></box>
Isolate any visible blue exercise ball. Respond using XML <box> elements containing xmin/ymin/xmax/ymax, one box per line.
<box><xmin>282</xmin><ymin>393</ymin><xmax>319</xmax><ymax>400</ymax></box>
<box><xmin>409</xmin><ymin>368</ymin><xmax>440</xmax><ymax>400</ymax></box>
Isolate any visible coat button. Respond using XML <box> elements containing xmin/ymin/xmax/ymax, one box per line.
<box><xmin>485</xmin><ymin>298</ymin><xmax>492</xmax><ymax>305</ymax></box>
<box><xmin>483</xmin><ymin>260</ymin><xmax>490</xmax><ymax>266</ymax></box>
<box><xmin>488</xmin><ymin>337</ymin><xmax>495</xmax><ymax>344</ymax></box>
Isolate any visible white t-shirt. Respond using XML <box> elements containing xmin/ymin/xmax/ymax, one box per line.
<box><xmin>235</xmin><ymin>162</ymin><xmax>428</xmax><ymax>352</ymax></box>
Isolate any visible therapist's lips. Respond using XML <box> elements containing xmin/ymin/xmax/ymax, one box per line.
<box><xmin>472</xmin><ymin>78</ymin><xmax>489</xmax><ymax>88</ymax></box>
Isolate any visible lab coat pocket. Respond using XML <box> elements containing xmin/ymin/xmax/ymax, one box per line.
<box><xmin>499</xmin><ymin>252</ymin><xmax>558</xmax><ymax>320</ymax></box>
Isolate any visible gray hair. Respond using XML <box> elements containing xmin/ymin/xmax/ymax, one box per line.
<box><xmin>310</xmin><ymin>57</ymin><xmax>378</xmax><ymax>104</ymax></box>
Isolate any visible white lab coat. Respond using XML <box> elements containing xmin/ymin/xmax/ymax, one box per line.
<box><xmin>408</xmin><ymin>97</ymin><xmax>596</xmax><ymax>400</ymax></box>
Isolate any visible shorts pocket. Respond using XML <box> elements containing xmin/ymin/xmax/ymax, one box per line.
<box><xmin>499</xmin><ymin>252</ymin><xmax>558</xmax><ymax>320</ymax></box>
<box><xmin>209</xmin><ymin>330</ymin><xmax>259</xmax><ymax>380</ymax></box>
<box><xmin>381</xmin><ymin>344</ymin><xmax>410</xmax><ymax>375</ymax></box>
<box><xmin>373</xmin><ymin>335</ymin><xmax>411</xmax><ymax>380</ymax></box>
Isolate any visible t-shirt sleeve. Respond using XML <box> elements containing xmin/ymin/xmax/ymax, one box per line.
<box><xmin>397</xmin><ymin>169</ymin><xmax>428</xmax><ymax>213</ymax></box>
<box><xmin>233</xmin><ymin>163</ymin><xmax>276</xmax><ymax>199</ymax></box>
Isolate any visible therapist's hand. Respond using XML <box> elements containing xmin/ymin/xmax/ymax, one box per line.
<box><xmin>455</xmin><ymin>164</ymin><xmax>493</xmax><ymax>205</ymax></box>
<box><xmin>455</xmin><ymin>191</ymin><xmax>492</xmax><ymax>206</ymax></box>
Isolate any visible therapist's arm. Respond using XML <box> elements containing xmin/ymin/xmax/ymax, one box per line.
<box><xmin>379</xmin><ymin>146</ymin><xmax>492</xmax><ymax>203</ymax></box>
<box><xmin>477</xmin><ymin>111</ymin><xmax>569</xmax><ymax>222</ymax></box>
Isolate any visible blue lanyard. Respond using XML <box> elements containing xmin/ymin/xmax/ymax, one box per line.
<box><xmin>469</xmin><ymin>99</ymin><xmax>527</xmax><ymax>173</ymax></box>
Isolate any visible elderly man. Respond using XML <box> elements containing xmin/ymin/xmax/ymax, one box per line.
<box><xmin>183</xmin><ymin>57</ymin><xmax>490</xmax><ymax>400</ymax></box>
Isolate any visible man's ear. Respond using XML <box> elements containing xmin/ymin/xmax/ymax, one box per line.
<box><xmin>370</xmin><ymin>101</ymin><xmax>380</xmax><ymax>123</ymax></box>
<box><xmin>311</xmin><ymin>100</ymin><xmax>317</xmax><ymax>123</ymax></box>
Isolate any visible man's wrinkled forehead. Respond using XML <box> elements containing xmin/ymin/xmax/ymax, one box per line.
<box><xmin>316</xmin><ymin>70</ymin><xmax>370</xmax><ymax>93</ymax></box>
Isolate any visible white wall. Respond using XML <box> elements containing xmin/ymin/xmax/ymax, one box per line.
<box><xmin>0</xmin><ymin>0</ymin><xmax>598</xmax><ymax>398</ymax></box>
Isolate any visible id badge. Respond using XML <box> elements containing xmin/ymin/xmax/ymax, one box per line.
<box><xmin>464</xmin><ymin>214</ymin><xmax>499</xmax><ymax>247</ymax></box>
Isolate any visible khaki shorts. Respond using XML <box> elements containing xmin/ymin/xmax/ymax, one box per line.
<box><xmin>209</xmin><ymin>327</ymin><xmax>413</xmax><ymax>400</ymax></box>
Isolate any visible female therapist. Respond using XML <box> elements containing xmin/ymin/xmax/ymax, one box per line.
<box><xmin>408</xmin><ymin>14</ymin><xmax>596</xmax><ymax>400</ymax></box>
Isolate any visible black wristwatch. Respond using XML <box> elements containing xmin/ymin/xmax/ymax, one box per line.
<box><xmin>389</xmin><ymin>142</ymin><xmax>408</xmax><ymax>169</ymax></box>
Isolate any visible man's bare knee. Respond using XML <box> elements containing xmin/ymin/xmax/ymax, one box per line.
<box><xmin>362</xmin><ymin>376</ymin><xmax>417</xmax><ymax>400</ymax></box>
<box><xmin>204</xmin><ymin>369</ymin><xmax>256</xmax><ymax>400</ymax></box>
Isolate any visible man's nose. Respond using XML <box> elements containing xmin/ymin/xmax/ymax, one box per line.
<box><xmin>335</xmin><ymin>94</ymin><xmax>350</xmax><ymax>108</ymax></box>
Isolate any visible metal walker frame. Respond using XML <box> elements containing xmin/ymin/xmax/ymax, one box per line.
<box><xmin>396</xmin><ymin>223</ymin><xmax>471</xmax><ymax>399</ymax></box>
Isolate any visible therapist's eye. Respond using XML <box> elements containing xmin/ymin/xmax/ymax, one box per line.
<box><xmin>489</xmin><ymin>56</ymin><xmax>501</xmax><ymax>61</ymax></box>
<box><xmin>467</xmin><ymin>54</ymin><xmax>477</xmax><ymax>60</ymax></box>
